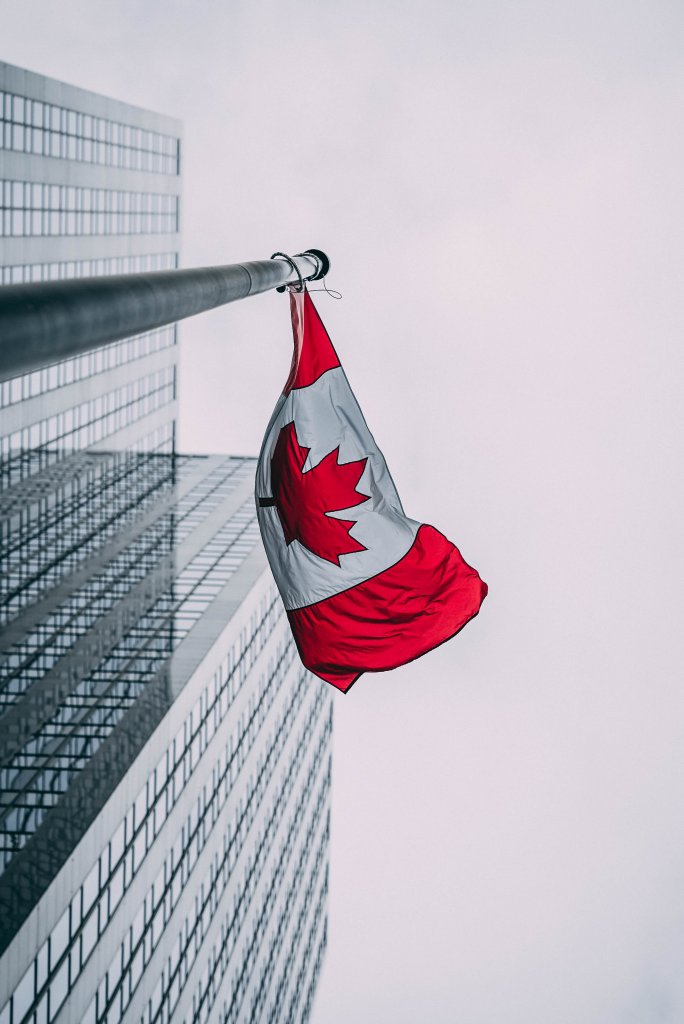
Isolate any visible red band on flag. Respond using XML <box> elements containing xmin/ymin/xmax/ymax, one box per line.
<box><xmin>284</xmin><ymin>289</ymin><xmax>340</xmax><ymax>393</ymax></box>
<box><xmin>287</xmin><ymin>524</ymin><xmax>488</xmax><ymax>692</ymax></box>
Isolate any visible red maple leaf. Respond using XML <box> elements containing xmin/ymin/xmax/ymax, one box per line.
<box><xmin>270</xmin><ymin>421</ymin><xmax>369</xmax><ymax>565</ymax></box>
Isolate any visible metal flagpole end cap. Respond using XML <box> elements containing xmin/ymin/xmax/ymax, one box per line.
<box><xmin>299</xmin><ymin>249</ymin><xmax>330</xmax><ymax>281</ymax></box>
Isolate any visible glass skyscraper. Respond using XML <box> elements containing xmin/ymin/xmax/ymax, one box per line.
<box><xmin>0</xmin><ymin>62</ymin><xmax>331</xmax><ymax>1024</ymax></box>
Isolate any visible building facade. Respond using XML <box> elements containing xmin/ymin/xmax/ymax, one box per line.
<box><xmin>0</xmin><ymin>59</ymin><xmax>182</xmax><ymax>480</ymax></box>
<box><xmin>0</xmin><ymin>63</ymin><xmax>331</xmax><ymax>1024</ymax></box>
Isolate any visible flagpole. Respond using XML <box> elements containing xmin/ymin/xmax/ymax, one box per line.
<box><xmin>0</xmin><ymin>249</ymin><xmax>329</xmax><ymax>383</ymax></box>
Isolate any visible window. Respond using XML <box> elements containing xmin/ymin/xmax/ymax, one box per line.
<box><xmin>49</xmin><ymin>957</ymin><xmax>69</xmax><ymax>1017</ymax></box>
<box><xmin>50</xmin><ymin>907</ymin><xmax>70</xmax><ymax>965</ymax></box>
<box><xmin>12</xmin><ymin>964</ymin><xmax>34</xmax><ymax>1022</ymax></box>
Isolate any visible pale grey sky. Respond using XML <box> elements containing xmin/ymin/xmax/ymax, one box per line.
<box><xmin>2</xmin><ymin>2</ymin><xmax>683</xmax><ymax>1021</ymax></box>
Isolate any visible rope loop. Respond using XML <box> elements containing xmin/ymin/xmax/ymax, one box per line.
<box><xmin>271</xmin><ymin>252</ymin><xmax>305</xmax><ymax>293</ymax></box>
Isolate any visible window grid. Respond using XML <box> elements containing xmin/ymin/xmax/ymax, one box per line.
<box><xmin>0</xmin><ymin>251</ymin><xmax>177</xmax><ymax>287</ymax></box>
<box><xmin>0</xmin><ymin>448</ymin><xmax>175</xmax><ymax>617</ymax></box>
<box><xmin>192</xmin><ymin>746</ymin><xmax>331</xmax><ymax>1024</ymax></box>
<box><xmin>301</xmin><ymin>914</ymin><xmax>328</xmax><ymax>1024</ymax></box>
<box><xmin>0</xmin><ymin>509</ymin><xmax>173</xmax><ymax>704</ymax></box>
<box><xmin>0</xmin><ymin>587</ymin><xmax>307</xmax><ymax>1024</ymax></box>
<box><xmin>265</xmin><ymin>846</ymin><xmax>328</xmax><ymax>1024</ymax></box>
<box><xmin>1</xmin><ymin>181</ymin><xmax>179</xmax><ymax>238</ymax></box>
<box><xmin>0</xmin><ymin>325</ymin><xmax>176</xmax><ymax>410</ymax></box>
<box><xmin>0</xmin><ymin>501</ymin><xmax>262</xmax><ymax>858</ymax></box>
<box><xmin>250</xmin><ymin>805</ymin><xmax>329</xmax><ymax>1023</ymax></box>
<box><xmin>0</xmin><ymin>365</ymin><xmax>176</xmax><ymax>491</ymax></box>
<box><xmin>112</xmin><ymin>660</ymin><xmax>327</xmax><ymax>1024</ymax></box>
<box><xmin>0</xmin><ymin>91</ymin><xmax>179</xmax><ymax>175</ymax></box>
<box><xmin>0</xmin><ymin>427</ymin><xmax>176</xmax><ymax>531</ymax></box>
<box><xmin>0</xmin><ymin>458</ymin><xmax>253</xmax><ymax>701</ymax></box>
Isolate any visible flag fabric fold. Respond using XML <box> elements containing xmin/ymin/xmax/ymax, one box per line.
<box><xmin>255</xmin><ymin>288</ymin><xmax>487</xmax><ymax>693</ymax></box>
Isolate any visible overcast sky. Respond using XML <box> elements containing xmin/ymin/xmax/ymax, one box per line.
<box><xmin>2</xmin><ymin>2</ymin><xmax>684</xmax><ymax>1021</ymax></box>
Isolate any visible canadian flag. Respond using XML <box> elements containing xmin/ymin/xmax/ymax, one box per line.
<box><xmin>255</xmin><ymin>289</ymin><xmax>487</xmax><ymax>693</ymax></box>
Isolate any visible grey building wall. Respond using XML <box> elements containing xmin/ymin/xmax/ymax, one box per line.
<box><xmin>0</xmin><ymin>58</ymin><xmax>182</xmax><ymax>480</ymax></box>
<box><xmin>0</xmin><ymin>64</ymin><xmax>331</xmax><ymax>1024</ymax></box>
<box><xmin>0</xmin><ymin>458</ymin><xmax>332</xmax><ymax>1024</ymax></box>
